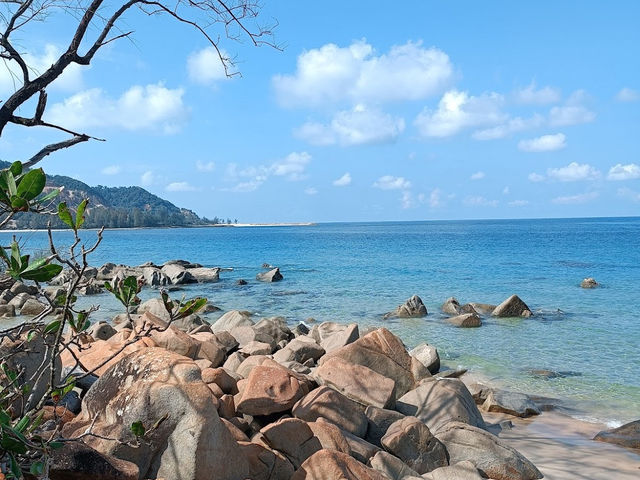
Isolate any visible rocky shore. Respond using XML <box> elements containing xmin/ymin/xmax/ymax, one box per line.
<box><xmin>1</xmin><ymin>262</ymin><xmax>638</xmax><ymax>480</ymax></box>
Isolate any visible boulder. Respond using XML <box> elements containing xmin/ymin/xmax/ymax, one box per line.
<box><xmin>291</xmin><ymin>449</ymin><xmax>388</xmax><ymax>480</ymax></box>
<box><xmin>236</xmin><ymin>279</ymin><xmax>248</xmax><ymax>285</ymax></box>
<box><xmin>190</xmin><ymin>332</ymin><xmax>227</xmax><ymax>367</ymax></box>
<box><xmin>201</xmin><ymin>368</ymin><xmax>239</xmax><ymax>395</ymax></box>
<box><xmin>319</xmin><ymin>328</ymin><xmax>429</xmax><ymax>398</ymax></box>
<box><xmin>580</xmin><ymin>277</ymin><xmax>598</xmax><ymax>288</ymax></box>
<box><xmin>441</xmin><ymin>297</ymin><xmax>461</xmax><ymax>316</ymax></box>
<box><xmin>238</xmin><ymin>441</ymin><xmax>295</xmax><ymax>480</ymax></box>
<box><xmin>447</xmin><ymin>313</ymin><xmax>482</xmax><ymax>328</ymax></box>
<box><xmin>315</xmin><ymin>356</ymin><xmax>396</xmax><ymax>409</ymax></box>
<box><xmin>254</xmin><ymin>316</ymin><xmax>292</xmax><ymax>344</ymax></box>
<box><xmin>161</xmin><ymin>263</ymin><xmax>197</xmax><ymax>284</ymax></box>
<box><xmin>8</xmin><ymin>292</ymin><xmax>31</xmax><ymax>309</ymax></box>
<box><xmin>381</xmin><ymin>416</ymin><xmax>448</xmax><ymax>474</ymax></box>
<box><xmin>365</xmin><ymin>406</ymin><xmax>406</xmax><ymax>448</ymax></box>
<box><xmin>96</xmin><ymin>262</ymin><xmax>118</xmax><ymax>280</ymax></box>
<box><xmin>63</xmin><ymin>348</ymin><xmax>249</xmax><ymax>480</ymax></box>
<box><xmin>340</xmin><ymin>428</ymin><xmax>381</xmax><ymax>464</ymax></box>
<box><xmin>136</xmin><ymin>298</ymin><xmax>205</xmax><ymax>332</ymax></box>
<box><xmin>436</xmin><ymin>422</ymin><xmax>542</xmax><ymax>480</ymax></box>
<box><xmin>469</xmin><ymin>303</ymin><xmax>496</xmax><ymax>314</ymax></box>
<box><xmin>0</xmin><ymin>303</ymin><xmax>15</xmax><ymax>316</ymax></box>
<box><xmin>42</xmin><ymin>442</ymin><xmax>139</xmax><ymax>480</ymax></box>
<box><xmin>239</xmin><ymin>340</ymin><xmax>273</xmax><ymax>356</ymax></box>
<box><xmin>236</xmin><ymin>364</ymin><xmax>311</xmax><ymax>416</ymax></box>
<box><xmin>369</xmin><ymin>451</ymin><xmax>421</xmax><ymax>480</ymax></box>
<box><xmin>256</xmin><ymin>267</ymin><xmax>283</xmax><ymax>282</ymax></box>
<box><xmin>211</xmin><ymin>310</ymin><xmax>254</xmax><ymax>332</ymax></box>
<box><xmin>395</xmin><ymin>378</ymin><xmax>486</xmax><ymax>433</ymax></box>
<box><xmin>594</xmin><ymin>420</ymin><xmax>640</xmax><ymax>450</ymax></box>
<box><xmin>223</xmin><ymin>351</ymin><xmax>249</xmax><ymax>373</ymax></box>
<box><xmin>273</xmin><ymin>336</ymin><xmax>325</xmax><ymax>364</ymax></box>
<box><xmin>237</xmin><ymin>355</ymin><xmax>271</xmax><ymax>378</ymax></box>
<box><xmin>491</xmin><ymin>295</ymin><xmax>532</xmax><ymax>318</ymax></box>
<box><xmin>409</xmin><ymin>343</ymin><xmax>440</xmax><ymax>375</ymax></box>
<box><xmin>88</xmin><ymin>321</ymin><xmax>117</xmax><ymax>341</ymax></box>
<box><xmin>142</xmin><ymin>267</ymin><xmax>170</xmax><ymax>287</ymax></box>
<box><xmin>260</xmin><ymin>417</ymin><xmax>322</xmax><ymax>469</ymax></box>
<box><xmin>309</xmin><ymin>419</ymin><xmax>352</xmax><ymax>455</ymax></box>
<box><xmin>0</xmin><ymin>289</ymin><xmax>14</xmax><ymax>304</ymax></box>
<box><xmin>213</xmin><ymin>330</ymin><xmax>240</xmax><ymax>353</ymax></box>
<box><xmin>422</xmin><ymin>461</ymin><xmax>485</xmax><ymax>480</ymax></box>
<box><xmin>482</xmin><ymin>389</ymin><xmax>541</xmax><ymax>418</ymax></box>
<box><xmin>230</xmin><ymin>325</ymin><xmax>277</xmax><ymax>350</ymax></box>
<box><xmin>19</xmin><ymin>297</ymin><xmax>48</xmax><ymax>316</ymax></box>
<box><xmin>385</xmin><ymin>295</ymin><xmax>428</xmax><ymax>319</ymax></box>
<box><xmin>189</xmin><ymin>267</ymin><xmax>221</xmax><ymax>283</ymax></box>
<box><xmin>293</xmin><ymin>386</ymin><xmax>368</xmax><ymax>438</ymax></box>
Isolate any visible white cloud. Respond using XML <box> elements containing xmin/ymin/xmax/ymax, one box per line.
<box><xmin>225</xmin><ymin>152</ymin><xmax>312</xmax><ymax>192</ymax></box>
<box><xmin>101</xmin><ymin>165</ymin><xmax>121</xmax><ymax>175</ymax></box>
<box><xmin>140</xmin><ymin>171</ymin><xmax>155</xmax><ymax>186</ymax></box>
<box><xmin>401</xmin><ymin>191</ymin><xmax>413</xmax><ymax>209</ymax></box>
<box><xmin>414</xmin><ymin>90</ymin><xmax>506</xmax><ymax>137</ymax></box>
<box><xmin>508</xmin><ymin>200</ymin><xmax>530</xmax><ymax>206</ymax></box>
<box><xmin>47</xmin><ymin>83</ymin><xmax>188</xmax><ymax>134</ymax></box>
<box><xmin>552</xmin><ymin>192</ymin><xmax>599</xmax><ymax>204</ymax></box>
<box><xmin>472</xmin><ymin>114</ymin><xmax>544</xmax><ymax>140</ymax></box>
<box><xmin>548</xmin><ymin>90</ymin><xmax>595</xmax><ymax>126</ymax></box>
<box><xmin>607</xmin><ymin>163</ymin><xmax>640</xmax><ymax>181</ymax></box>
<box><xmin>271</xmin><ymin>151</ymin><xmax>311</xmax><ymax>181</ymax></box>
<box><xmin>196</xmin><ymin>160</ymin><xmax>216</xmax><ymax>172</ymax></box>
<box><xmin>273</xmin><ymin>40</ymin><xmax>452</xmax><ymax>107</ymax></box>
<box><xmin>470</xmin><ymin>171</ymin><xmax>485</xmax><ymax>180</ymax></box>
<box><xmin>617</xmin><ymin>187</ymin><xmax>640</xmax><ymax>202</ymax></box>
<box><xmin>528</xmin><ymin>173</ymin><xmax>545</xmax><ymax>182</ymax></box>
<box><xmin>373</xmin><ymin>175</ymin><xmax>411</xmax><ymax>190</ymax></box>
<box><xmin>296</xmin><ymin>105</ymin><xmax>405</xmax><ymax>146</ymax></box>
<box><xmin>166</xmin><ymin>181</ymin><xmax>197</xmax><ymax>192</ymax></box>
<box><xmin>464</xmin><ymin>196</ymin><xmax>498</xmax><ymax>207</ymax></box>
<box><xmin>514</xmin><ymin>82</ymin><xmax>561</xmax><ymax>105</ymax></box>
<box><xmin>518</xmin><ymin>133</ymin><xmax>567</xmax><ymax>152</ymax></box>
<box><xmin>428</xmin><ymin>188</ymin><xmax>442</xmax><ymax>207</ymax></box>
<box><xmin>187</xmin><ymin>46</ymin><xmax>229</xmax><ymax>85</ymax></box>
<box><xmin>503</xmin><ymin>186</ymin><xmax>510</xmax><ymax>195</ymax></box>
<box><xmin>547</xmin><ymin>162</ymin><xmax>601</xmax><ymax>182</ymax></box>
<box><xmin>616</xmin><ymin>87</ymin><xmax>639</xmax><ymax>102</ymax></box>
<box><xmin>333</xmin><ymin>172</ymin><xmax>352</xmax><ymax>187</ymax></box>
<box><xmin>304</xmin><ymin>187</ymin><xmax>318</xmax><ymax>195</ymax></box>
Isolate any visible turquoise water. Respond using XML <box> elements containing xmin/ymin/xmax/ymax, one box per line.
<box><xmin>3</xmin><ymin>217</ymin><xmax>640</xmax><ymax>425</ymax></box>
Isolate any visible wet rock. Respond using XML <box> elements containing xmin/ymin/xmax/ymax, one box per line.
<box><xmin>291</xmin><ymin>449</ymin><xmax>388</xmax><ymax>480</ymax></box>
<box><xmin>256</xmin><ymin>267</ymin><xmax>283</xmax><ymax>282</ymax></box>
<box><xmin>594</xmin><ymin>420</ymin><xmax>640</xmax><ymax>450</ymax></box>
<box><xmin>236</xmin><ymin>278</ymin><xmax>248</xmax><ymax>285</ymax></box>
<box><xmin>580</xmin><ymin>277</ymin><xmax>598</xmax><ymax>288</ymax></box>
<box><xmin>447</xmin><ymin>313</ymin><xmax>482</xmax><ymax>328</ymax></box>
<box><xmin>409</xmin><ymin>343</ymin><xmax>440</xmax><ymax>375</ymax></box>
<box><xmin>492</xmin><ymin>295</ymin><xmax>532</xmax><ymax>318</ymax></box>
<box><xmin>161</xmin><ymin>262</ymin><xmax>197</xmax><ymax>284</ymax></box>
<box><xmin>189</xmin><ymin>267</ymin><xmax>221</xmax><ymax>283</ymax></box>
<box><xmin>385</xmin><ymin>295</ymin><xmax>428</xmax><ymax>319</ymax></box>
<box><xmin>482</xmin><ymin>389</ymin><xmax>541</xmax><ymax>418</ymax></box>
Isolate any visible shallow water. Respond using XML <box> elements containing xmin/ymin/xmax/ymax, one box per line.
<box><xmin>3</xmin><ymin>217</ymin><xmax>639</xmax><ymax>425</ymax></box>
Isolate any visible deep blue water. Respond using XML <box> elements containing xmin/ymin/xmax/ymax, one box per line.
<box><xmin>3</xmin><ymin>217</ymin><xmax>640</xmax><ymax>425</ymax></box>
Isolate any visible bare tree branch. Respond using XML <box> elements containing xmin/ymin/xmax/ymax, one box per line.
<box><xmin>23</xmin><ymin>136</ymin><xmax>91</xmax><ymax>168</ymax></box>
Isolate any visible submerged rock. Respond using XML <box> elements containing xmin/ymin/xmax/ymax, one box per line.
<box><xmin>385</xmin><ymin>295</ymin><xmax>428</xmax><ymax>319</ymax></box>
<box><xmin>580</xmin><ymin>277</ymin><xmax>598</xmax><ymax>288</ymax></box>
<box><xmin>482</xmin><ymin>389</ymin><xmax>541</xmax><ymax>418</ymax></box>
<box><xmin>594</xmin><ymin>420</ymin><xmax>640</xmax><ymax>450</ymax></box>
<box><xmin>492</xmin><ymin>294</ymin><xmax>532</xmax><ymax>318</ymax></box>
<box><xmin>256</xmin><ymin>267</ymin><xmax>283</xmax><ymax>282</ymax></box>
<box><xmin>447</xmin><ymin>312</ymin><xmax>482</xmax><ymax>328</ymax></box>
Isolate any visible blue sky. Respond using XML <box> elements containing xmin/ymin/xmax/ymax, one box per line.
<box><xmin>1</xmin><ymin>1</ymin><xmax>639</xmax><ymax>222</ymax></box>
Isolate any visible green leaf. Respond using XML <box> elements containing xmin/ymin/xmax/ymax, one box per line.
<box><xmin>30</xmin><ymin>461</ymin><xmax>44</xmax><ymax>476</ymax></box>
<box><xmin>9</xmin><ymin>161</ymin><xmax>22</xmax><ymax>177</ymax></box>
<box><xmin>1</xmin><ymin>169</ymin><xmax>18</xmax><ymax>197</ymax></box>
<box><xmin>131</xmin><ymin>421</ymin><xmax>146</xmax><ymax>438</ymax></box>
<box><xmin>10</xmin><ymin>241</ymin><xmax>21</xmax><ymax>271</ymax></box>
<box><xmin>0</xmin><ymin>408</ymin><xmax>10</xmax><ymax>425</ymax></box>
<box><xmin>21</xmin><ymin>263</ymin><xmax>63</xmax><ymax>282</ymax></box>
<box><xmin>1</xmin><ymin>434</ymin><xmax>27</xmax><ymax>454</ymax></box>
<box><xmin>16</xmin><ymin>167</ymin><xmax>46</xmax><ymax>201</ymax></box>
<box><xmin>57</xmin><ymin>202</ymin><xmax>74</xmax><ymax>229</ymax></box>
<box><xmin>10</xmin><ymin>195</ymin><xmax>28</xmax><ymax>211</ymax></box>
<box><xmin>37</xmin><ymin>187</ymin><xmax>61</xmax><ymax>204</ymax></box>
<box><xmin>61</xmin><ymin>379</ymin><xmax>76</xmax><ymax>396</ymax></box>
<box><xmin>9</xmin><ymin>453</ymin><xmax>22</xmax><ymax>478</ymax></box>
<box><xmin>49</xmin><ymin>441</ymin><xmax>64</xmax><ymax>449</ymax></box>
<box><xmin>75</xmin><ymin>198</ymin><xmax>88</xmax><ymax>229</ymax></box>
<box><xmin>15</xmin><ymin>415</ymin><xmax>30</xmax><ymax>433</ymax></box>
<box><xmin>43</xmin><ymin>319</ymin><xmax>61</xmax><ymax>335</ymax></box>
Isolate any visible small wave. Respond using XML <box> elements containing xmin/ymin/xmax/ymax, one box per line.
<box><xmin>557</xmin><ymin>260</ymin><xmax>595</xmax><ymax>268</ymax></box>
<box><xmin>271</xmin><ymin>290</ymin><xmax>308</xmax><ymax>296</ymax></box>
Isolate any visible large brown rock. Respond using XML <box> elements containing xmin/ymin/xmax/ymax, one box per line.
<box><xmin>311</xmin><ymin>322</ymin><xmax>360</xmax><ymax>353</ymax></box>
<box><xmin>236</xmin><ymin>364</ymin><xmax>311</xmax><ymax>416</ymax></box>
<box><xmin>63</xmin><ymin>348</ymin><xmax>249</xmax><ymax>480</ymax></box>
<box><xmin>315</xmin><ymin>356</ymin><xmax>396</xmax><ymax>408</ymax></box>
<box><xmin>369</xmin><ymin>451</ymin><xmax>421</xmax><ymax>480</ymax></box>
<box><xmin>319</xmin><ymin>328</ymin><xmax>429</xmax><ymax>399</ymax></box>
<box><xmin>422</xmin><ymin>461</ymin><xmax>485</xmax><ymax>480</ymax></box>
<box><xmin>482</xmin><ymin>389</ymin><xmax>541</xmax><ymax>418</ymax></box>
<box><xmin>365</xmin><ymin>406</ymin><xmax>406</xmax><ymax>447</ymax></box>
<box><xmin>61</xmin><ymin>336</ymin><xmax>155</xmax><ymax>376</ymax></box>
<box><xmin>594</xmin><ymin>420</ymin><xmax>640</xmax><ymax>450</ymax></box>
<box><xmin>491</xmin><ymin>295</ymin><xmax>532</xmax><ymax>318</ymax></box>
<box><xmin>436</xmin><ymin>422</ymin><xmax>542</xmax><ymax>480</ymax></box>
<box><xmin>308</xmin><ymin>419</ymin><xmax>352</xmax><ymax>455</ymax></box>
<box><xmin>293</xmin><ymin>386</ymin><xmax>368</xmax><ymax>438</ymax></box>
<box><xmin>395</xmin><ymin>378</ymin><xmax>486</xmax><ymax>433</ymax></box>
<box><xmin>409</xmin><ymin>343</ymin><xmax>440</xmax><ymax>375</ymax></box>
<box><xmin>211</xmin><ymin>310</ymin><xmax>254</xmax><ymax>333</ymax></box>
<box><xmin>384</xmin><ymin>295</ymin><xmax>428</xmax><ymax>319</ymax></box>
<box><xmin>291</xmin><ymin>449</ymin><xmax>388</xmax><ymax>480</ymax></box>
<box><xmin>580</xmin><ymin>277</ymin><xmax>598</xmax><ymax>288</ymax></box>
<box><xmin>381</xmin><ymin>416</ymin><xmax>448</xmax><ymax>474</ymax></box>
<box><xmin>273</xmin><ymin>336</ymin><xmax>325</xmax><ymax>364</ymax></box>
<box><xmin>238</xmin><ymin>441</ymin><xmax>295</xmax><ymax>480</ymax></box>
<box><xmin>202</xmin><ymin>367</ymin><xmax>239</xmax><ymax>395</ymax></box>
<box><xmin>260</xmin><ymin>417</ymin><xmax>323</xmax><ymax>469</ymax></box>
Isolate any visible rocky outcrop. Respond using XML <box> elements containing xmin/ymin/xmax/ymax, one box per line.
<box><xmin>385</xmin><ymin>295</ymin><xmax>428</xmax><ymax>319</ymax></box>
<box><xmin>369</xmin><ymin>451</ymin><xmax>421</xmax><ymax>480</ymax></box>
<box><xmin>291</xmin><ymin>449</ymin><xmax>388</xmax><ymax>480</ymax></box>
<box><xmin>42</xmin><ymin>442</ymin><xmax>139</xmax><ymax>480</ymax></box>
<box><xmin>491</xmin><ymin>295</ymin><xmax>532</xmax><ymax>318</ymax></box>
<box><xmin>580</xmin><ymin>277</ymin><xmax>598</xmax><ymax>288</ymax></box>
<box><xmin>256</xmin><ymin>267</ymin><xmax>283</xmax><ymax>282</ymax></box>
<box><xmin>259</xmin><ymin>418</ymin><xmax>322</xmax><ymax>469</ymax></box>
<box><xmin>594</xmin><ymin>420</ymin><xmax>640</xmax><ymax>450</ymax></box>
<box><xmin>482</xmin><ymin>389</ymin><xmax>541</xmax><ymax>418</ymax></box>
<box><xmin>447</xmin><ymin>312</ymin><xmax>482</xmax><ymax>328</ymax></box>
<box><xmin>211</xmin><ymin>310</ymin><xmax>254</xmax><ymax>332</ymax></box>
<box><xmin>409</xmin><ymin>343</ymin><xmax>440</xmax><ymax>374</ymax></box>
<box><xmin>310</xmin><ymin>322</ymin><xmax>359</xmax><ymax>353</ymax></box>
<box><xmin>161</xmin><ymin>263</ymin><xmax>198</xmax><ymax>284</ymax></box>
<box><xmin>422</xmin><ymin>461</ymin><xmax>485</xmax><ymax>480</ymax></box>
<box><xmin>365</xmin><ymin>406</ymin><xmax>405</xmax><ymax>447</ymax></box>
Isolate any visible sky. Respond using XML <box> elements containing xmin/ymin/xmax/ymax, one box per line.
<box><xmin>0</xmin><ymin>1</ymin><xmax>639</xmax><ymax>222</ymax></box>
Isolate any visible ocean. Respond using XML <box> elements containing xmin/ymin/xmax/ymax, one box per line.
<box><xmin>3</xmin><ymin>217</ymin><xmax>639</xmax><ymax>426</ymax></box>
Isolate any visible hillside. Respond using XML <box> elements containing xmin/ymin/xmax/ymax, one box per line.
<box><xmin>0</xmin><ymin>161</ymin><xmax>216</xmax><ymax>229</ymax></box>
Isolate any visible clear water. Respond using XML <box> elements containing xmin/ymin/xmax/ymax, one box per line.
<box><xmin>3</xmin><ymin>217</ymin><xmax>639</xmax><ymax>425</ymax></box>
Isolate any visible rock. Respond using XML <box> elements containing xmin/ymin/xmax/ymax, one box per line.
<box><xmin>19</xmin><ymin>297</ymin><xmax>48</xmax><ymax>316</ymax></box>
<box><xmin>202</xmin><ymin>367</ymin><xmax>239</xmax><ymax>395</ymax></box>
<box><xmin>311</xmin><ymin>322</ymin><xmax>360</xmax><ymax>353</ymax></box>
<box><xmin>213</xmin><ymin>330</ymin><xmax>240</xmax><ymax>353</ymax></box>
<box><xmin>189</xmin><ymin>267</ymin><xmax>221</xmax><ymax>283</ymax></box>
<box><xmin>469</xmin><ymin>303</ymin><xmax>496</xmax><ymax>314</ymax></box>
<box><xmin>319</xmin><ymin>328</ymin><xmax>429</xmax><ymax>399</ymax></box>
<box><xmin>467</xmin><ymin>383</ymin><xmax>492</xmax><ymax>404</ymax></box>
<box><xmin>293</xmin><ymin>386</ymin><xmax>368</xmax><ymax>438</ymax></box>
<box><xmin>63</xmin><ymin>348</ymin><xmax>249</xmax><ymax>480</ymax></box>
<box><xmin>260</xmin><ymin>417</ymin><xmax>322</xmax><ymax>469</ymax></box>
<box><xmin>190</xmin><ymin>332</ymin><xmax>227</xmax><ymax>367</ymax></box>
<box><xmin>236</xmin><ymin>278</ymin><xmax>248</xmax><ymax>285</ymax></box>
<box><xmin>161</xmin><ymin>263</ymin><xmax>197</xmax><ymax>284</ymax></box>
<box><xmin>385</xmin><ymin>295</ymin><xmax>428</xmax><ymax>319</ymax></box>
<box><xmin>137</xmin><ymin>298</ymin><xmax>204</xmax><ymax>331</ymax></box>
<box><xmin>88</xmin><ymin>321</ymin><xmax>117</xmax><ymax>341</ymax></box>
<box><xmin>0</xmin><ymin>303</ymin><xmax>15</xmax><ymax>316</ymax></box>
<box><xmin>291</xmin><ymin>449</ymin><xmax>388</xmax><ymax>480</ymax></box>
<box><xmin>365</xmin><ymin>406</ymin><xmax>406</xmax><ymax>447</ymax></box>
<box><xmin>447</xmin><ymin>313</ymin><xmax>482</xmax><ymax>328</ymax></box>
<box><xmin>256</xmin><ymin>267</ymin><xmax>283</xmax><ymax>282</ymax></box>
<box><xmin>273</xmin><ymin>336</ymin><xmax>325</xmax><ymax>364</ymax></box>
<box><xmin>482</xmin><ymin>389</ymin><xmax>541</xmax><ymax>418</ymax></box>
<box><xmin>293</xmin><ymin>322</ymin><xmax>310</xmax><ymax>337</ymax></box>
<box><xmin>236</xmin><ymin>364</ymin><xmax>311</xmax><ymax>416</ymax></box>
<box><xmin>218</xmin><ymin>394</ymin><xmax>236</xmax><ymax>419</ymax></box>
<box><xmin>8</xmin><ymin>292</ymin><xmax>31</xmax><ymax>308</ymax></box>
<box><xmin>341</xmin><ymin>428</ymin><xmax>381</xmax><ymax>464</ymax></box>
<box><xmin>223</xmin><ymin>351</ymin><xmax>249</xmax><ymax>373</ymax></box>
<box><xmin>240</xmin><ymin>340</ymin><xmax>273</xmax><ymax>356</ymax></box>
<box><xmin>441</xmin><ymin>297</ymin><xmax>461</xmax><ymax>315</ymax></box>
<box><xmin>164</xmin><ymin>259</ymin><xmax>201</xmax><ymax>269</ymax></box>
<box><xmin>78</xmin><ymin>281</ymin><xmax>103</xmax><ymax>295</ymax></box>
<box><xmin>594</xmin><ymin>420</ymin><xmax>640</xmax><ymax>450</ymax></box>
<box><xmin>142</xmin><ymin>267</ymin><xmax>170</xmax><ymax>287</ymax></box>
<box><xmin>315</xmin><ymin>356</ymin><xmax>396</xmax><ymax>409</ymax></box>
<box><xmin>42</xmin><ymin>442</ymin><xmax>139</xmax><ymax>480</ymax></box>
<box><xmin>422</xmin><ymin>461</ymin><xmax>485</xmax><ymax>480</ymax></box>
<box><xmin>381</xmin><ymin>416</ymin><xmax>448</xmax><ymax>474</ymax></box>
<box><xmin>10</xmin><ymin>281</ymin><xmax>31</xmax><ymax>295</ymax></box>
<box><xmin>211</xmin><ymin>310</ymin><xmax>254</xmax><ymax>332</ymax></box>
<box><xmin>96</xmin><ymin>262</ymin><xmax>117</xmax><ymax>280</ymax></box>
<box><xmin>237</xmin><ymin>355</ymin><xmax>271</xmax><ymax>378</ymax></box>
<box><xmin>254</xmin><ymin>316</ymin><xmax>292</xmax><ymax>344</ymax></box>
<box><xmin>436</xmin><ymin>369</ymin><xmax>467</xmax><ymax>379</ymax></box>
<box><xmin>491</xmin><ymin>295</ymin><xmax>532</xmax><ymax>318</ymax></box>
<box><xmin>238</xmin><ymin>441</ymin><xmax>295</xmax><ymax>480</ymax></box>
<box><xmin>230</xmin><ymin>325</ymin><xmax>277</xmax><ymax>350</ymax></box>
<box><xmin>369</xmin><ymin>451</ymin><xmax>421</xmax><ymax>480</ymax></box>
<box><xmin>39</xmin><ymin>405</ymin><xmax>76</xmax><ymax>426</ymax></box>
<box><xmin>409</xmin><ymin>343</ymin><xmax>440</xmax><ymax>375</ymax></box>
<box><xmin>580</xmin><ymin>277</ymin><xmax>598</xmax><ymax>288</ymax></box>
<box><xmin>0</xmin><ymin>289</ymin><xmax>14</xmax><ymax>304</ymax></box>
<box><xmin>308</xmin><ymin>418</ymin><xmax>352</xmax><ymax>455</ymax></box>
<box><xmin>221</xmin><ymin>418</ymin><xmax>250</xmax><ymax>442</ymax></box>
<box><xmin>436</xmin><ymin>422</ymin><xmax>542</xmax><ymax>480</ymax></box>
<box><xmin>136</xmin><ymin>312</ymin><xmax>200</xmax><ymax>358</ymax></box>
<box><xmin>396</xmin><ymin>378</ymin><xmax>486</xmax><ymax>433</ymax></box>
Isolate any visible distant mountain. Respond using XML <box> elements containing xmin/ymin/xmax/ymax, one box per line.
<box><xmin>0</xmin><ymin>161</ymin><xmax>218</xmax><ymax>229</ymax></box>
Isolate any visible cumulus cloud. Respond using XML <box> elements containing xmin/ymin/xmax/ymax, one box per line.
<box><xmin>166</xmin><ymin>181</ymin><xmax>197</xmax><ymax>192</ymax></box>
<box><xmin>472</xmin><ymin>114</ymin><xmax>544</xmax><ymax>140</ymax></box>
<box><xmin>470</xmin><ymin>171</ymin><xmax>485</xmax><ymax>180</ymax></box>
<box><xmin>333</xmin><ymin>172</ymin><xmax>352</xmax><ymax>187</ymax></box>
<box><xmin>428</xmin><ymin>188</ymin><xmax>442</xmax><ymax>208</ymax></box>
<box><xmin>101</xmin><ymin>165</ymin><xmax>121</xmax><ymax>175</ymax></box>
<box><xmin>514</xmin><ymin>82</ymin><xmax>561</xmax><ymax>104</ymax></box>
<box><xmin>464</xmin><ymin>196</ymin><xmax>498</xmax><ymax>207</ymax></box>
<box><xmin>187</xmin><ymin>47</ymin><xmax>229</xmax><ymax>85</ymax></box>
<box><xmin>616</xmin><ymin>87</ymin><xmax>639</xmax><ymax>102</ymax></box>
<box><xmin>304</xmin><ymin>187</ymin><xmax>318</xmax><ymax>195</ymax></box>
<box><xmin>508</xmin><ymin>200</ymin><xmax>530</xmax><ymax>206</ymax></box>
<box><xmin>528</xmin><ymin>173</ymin><xmax>545</xmax><ymax>182</ymax></box>
<box><xmin>617</xmin><ymin>187</ymin><xmax>640</xmax><ymax>202</ymax></box>
<box><xmin>548</xmin><ymin>90</ymin><xmax>595</xmax><ymax>126</ymax></box>
<box><xmin>271</xmin><ymin>152</ymin><xmax>311</xmax><ymax>181</ymax></box>
<box><xmin>373</xmin><ymin>175</ymin><xmax>411</xmax><ymax>190</ymax></box>
<box><xmin>547</xmin><ymin>162</ymin><xmax>600</xmax><ymax>182</ymax></box>
<box><xmin>196</xmin><ymin>161</ymin><xmax>216</xmax><ymax>172</ymax></box>
<box><xmin>607</xmin><ymin>163</ymin><xmax>640</xmax><ymax>181</ymax></box>
<box><xmin>296</xmin><ymin>105</ymin><xmax>405</xmax><ymax>146</ymax></box>
<box><xmin>225</xmin><ymin>152</ymin><xmax>312</xmax><ymax>192</ymax></box>
<box><xmin>47</xmin><ymin>83</ymin><xmax>188</xmax><ymax>133</ymax></box>
<box><xmin>140</xmin><ymin>171</ymin><xmax>155</xmax><ymax>186</ymax></box>
<box><xmin>273</xmin><ymin>40</ymin><xmax>452</xmax><ymax>107</ymax></box>
<box><xmin>518</xmin><ymin>133</ymin><xmax>567</xmax><ymax>152</ymax></box>
<box><xmin>552</xmin><ymin>192</ymin><xmax>599</xmax><ymax>204</ymax></box>
<box><xmin>414</xmin><ymin>90</ymin><xmax>506</xmax><ymax>137</ymax></box>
